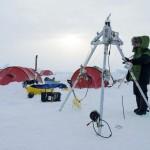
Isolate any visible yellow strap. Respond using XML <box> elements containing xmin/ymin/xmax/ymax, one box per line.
<box><xmin>72</xmin><ymin>98</ymin><xmax>81</xmax><ymax>109</ymax></box>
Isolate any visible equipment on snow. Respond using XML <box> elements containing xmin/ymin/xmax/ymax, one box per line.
<box><xmin>24</xmin><ymin>80</ymin><xmax>67</xmax><ymax>100</ymax></box>
<box><xmin>41</xmin><ymin>92</ymin><xmax>61</xmax><ymax>102</ymax></box>
<box><xmin>87</xmin><ymin>110</ymin><xmax>112</xmax><ymax>138</ymax></box>
<box><xmin>90</xmin><ymin>110</ymin><xmax>100</xmax><ymax>122</ymax></box>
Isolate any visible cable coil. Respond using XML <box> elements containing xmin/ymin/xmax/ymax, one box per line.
<box><xmin>87</xmin><ymin>110</ymin><xmax>112</xmax><ymax>138</ymax></box>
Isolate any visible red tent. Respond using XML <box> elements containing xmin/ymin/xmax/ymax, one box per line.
<box><xmin>71</xmin><ymin>66</ymin><xmax>108</xmax><ymax>89</ymax></box>
<box><xmin>40</xmin><ymin>70</ymin><xmax>53</xmax><ymax>76</ymax></box>
<box><xmin>0</xmin><ymin>66</ymin><xmax>42</xmax><ymax>85</ymax></box>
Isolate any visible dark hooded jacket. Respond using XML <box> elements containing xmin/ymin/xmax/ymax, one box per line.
<box><xmin>130</xmin><ymin>36</ymin><xmax>150</xmax><ymax>84</ymax></box>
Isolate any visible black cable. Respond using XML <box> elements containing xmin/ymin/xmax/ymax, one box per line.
<box><xmin>73</xmin><ymin>75</ymin><xmax>92</xmax><ymax>102</ymax></box>
<box><xmin>87</xmin><ymin>111</ymin><xmax>112</xmax><ymax>138</ymax></box>
<box><xmin>72</xmin><ymin>85</ymin><xmax>89</xmax><ymax>102</ymax></box>
<box><xmin>80</xmin><ymin>88</ymin><xmax>89</xmax><ymax>102</ymax></box>
<box><xmin>67</xmin><ymin>79</ymin><xmax>89</xmax><ymax>102</ymax></box>
<box><xmin>92</xmin><ymin>119</ymin><xmax>112</xmax><ymax>138</ymax></box>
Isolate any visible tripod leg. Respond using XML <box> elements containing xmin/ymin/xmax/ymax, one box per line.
<box><xmin>59</xmin><ymin>45</ymin><xmax>98</xmax><ymax>111</ymax></box>
<box><xmin>98</xmin><ymin>44</ymin><xmax>108</xmax><ymax>134</ymax></box>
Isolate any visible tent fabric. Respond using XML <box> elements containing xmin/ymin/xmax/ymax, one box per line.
<box><xmin>0</xmin><ymin>66</ymin><xmax>42</xmax><ymax>85</ymax></box>
<box><xmin>71</xmin><ymin>66</ymin><xmax>108</xmax><ymax>89</ymax></box>
<box><xmin>40</xmin><ymin>70</ymin><xmax>53</xmax><ymax>76</ymax></box>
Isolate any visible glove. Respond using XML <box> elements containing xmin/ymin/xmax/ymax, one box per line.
<box><xmin>124</xmin><ymin>62</ymin><xmax>133</xmax><ymax>70</ymax></box>
<box><xmin>122</xmin><ymin>57</ymin><xmax>131</xmax><ymax>64</ymax></box>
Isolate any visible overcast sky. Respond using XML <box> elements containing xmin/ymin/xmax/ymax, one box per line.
<box><xmin>0</xmin><ymin>0</ymin><xmax>150</xmax><ymax>72</ymax></box>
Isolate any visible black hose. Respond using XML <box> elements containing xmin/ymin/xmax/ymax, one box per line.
<box><xmin>92</xmin><ymin>119</ymin><xmax>112</xmax><ymax>138</ymax></box>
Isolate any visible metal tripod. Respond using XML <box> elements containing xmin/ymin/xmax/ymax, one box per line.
<box><xmin>59</xmin><ymin>14</ymin><xmax>150</xmax><ymax>134</ymax></box>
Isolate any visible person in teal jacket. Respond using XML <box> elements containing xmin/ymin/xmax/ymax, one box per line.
<box><xmin>126</xmin><ymin>36</ymin><xmax>150</xmax><ymax>115</ymax></box>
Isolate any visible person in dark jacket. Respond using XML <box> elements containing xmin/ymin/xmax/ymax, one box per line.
<box><xmin>126</xmin><ymin>36</ymin><xmax>150</xmax><ymax>115</ymax></box>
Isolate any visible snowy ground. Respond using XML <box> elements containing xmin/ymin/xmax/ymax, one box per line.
<box><xmin>0</xmin><ymin>72</ymin><xmax>150</xmax><ymax>150</ymax></box>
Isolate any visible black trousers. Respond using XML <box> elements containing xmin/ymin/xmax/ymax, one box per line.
<box><xmin>133</xmin><ymin>82</ymin><xmax>148</xmax><ymax>111</ymax></box>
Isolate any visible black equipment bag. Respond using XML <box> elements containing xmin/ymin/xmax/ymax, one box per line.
<box><xmin>41</xmin><ymin>92</ymin><xmax>61</xmax><ymax>102</ymax></box>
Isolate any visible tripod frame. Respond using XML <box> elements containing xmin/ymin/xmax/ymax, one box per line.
<box><xmin>59</xmin><ymin>14</ymin><xmax>150</xmax><ymax>135</ymax></box>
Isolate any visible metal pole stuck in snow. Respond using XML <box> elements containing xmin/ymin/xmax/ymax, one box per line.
<box><xmin>122</xmin><ymin>96</ymin><xmax>125</xmax><ymax>120</ymax></box>
<box><xmin>35</xmin><ymin>54</ymin><xmax>38</xmax><ymax>72</ymax></box>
